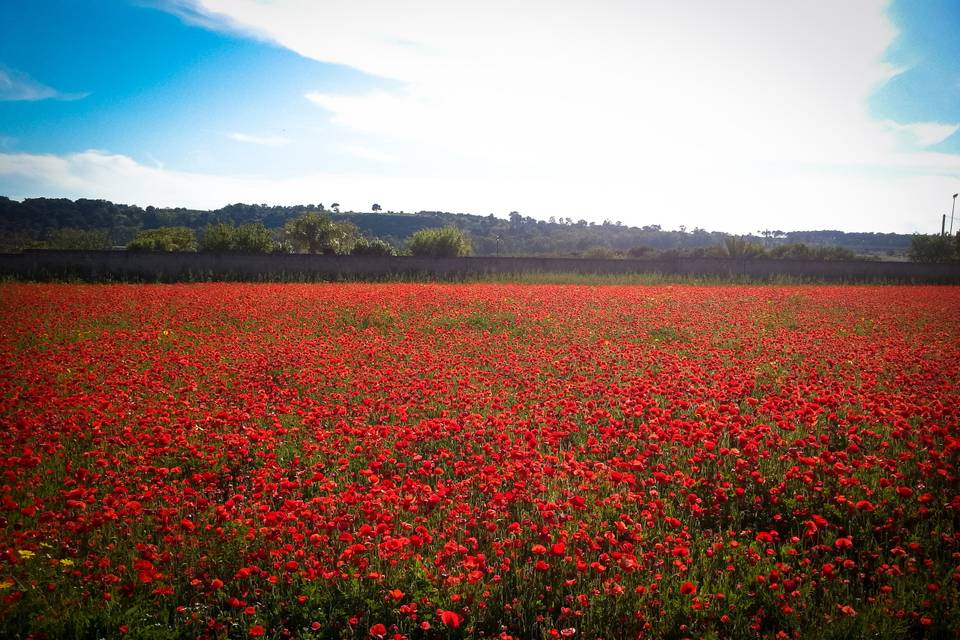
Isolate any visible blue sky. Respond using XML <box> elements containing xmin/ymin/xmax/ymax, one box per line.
<box><xmin>872</xmin><ymin>0</ymin><xmax>960</xmax><ymax>147</ymax></box>
<box><xmin>1</xmin><ymin>0</ymin><xmax>958</xmax><ymax>233</ymax></box>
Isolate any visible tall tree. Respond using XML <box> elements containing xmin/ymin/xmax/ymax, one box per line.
<box><xmin>281</xmin><ymin>212</ymin><xmax>357</xmax><ymax>254</ymax></box>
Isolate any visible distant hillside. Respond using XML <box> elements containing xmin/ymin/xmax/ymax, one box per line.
<box><xmin>0</xmin><ymin>196</ymin><xmax>913</xmax><ymax>256</ymax></box>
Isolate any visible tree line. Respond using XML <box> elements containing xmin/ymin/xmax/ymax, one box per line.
<box><xmin>123</xmin><ymin>214</ymin><xmax>472</xmax><ymax>258</ymax></box>
<box><xmin>0</xmin><ymin>196</ymin><xmax>922</xmax><ymax>259</ymax></box>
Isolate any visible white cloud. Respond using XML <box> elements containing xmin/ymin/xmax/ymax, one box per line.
<box><xmin>0</xmin><ymin>66</ymin><xmax>86</xmax><ymax>102</ymax></box>
<box><xmin>150</xmin><ymin>0</ymin><xmax>960</xmax><ymax>232</ymax></box>
<box><xmin>225</xmin><ymin>132</ymin><xmax>291</xmax><ymax>147</ymax></box>
<box><xmin>137</xmin><ymin>0</ymin><xmax>268</xmax><ymax>40</ymax></box>
<box><xmin>1</xmin><ymin>149</ymin><xmax>957</xmax><ymax>233</ymax></box>
<box><xmin>340</xmin><ymin>143</ymin><xmax>394</xmax><ymax>163</ymax></box>
<box><xmin>880</xmin><ymin>120</ymin><xmax>959</xmax><ymax>147</ymax></box>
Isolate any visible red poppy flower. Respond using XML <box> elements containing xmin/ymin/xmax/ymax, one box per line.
<box><xmin>440</xmin><ymin>610</ymin><xmax>462</xmax><ymax>629</ymax></box>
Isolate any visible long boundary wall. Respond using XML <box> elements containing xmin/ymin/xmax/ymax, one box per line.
<box><xmin>1</xmin><ymin>250</ymin><xmax>959</xmax><ymax>283</ymax></box>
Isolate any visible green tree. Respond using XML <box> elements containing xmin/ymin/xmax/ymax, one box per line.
<box><xmin>406</xmin><ymin>226</ymin><xmax>472</xmax><ymax>257</ymax></box>
<box><xmin>722</xmin><ymin>235</ymin><xmax>766</xmax><ymax>258</ymax></box>
<box><xmin>371</xmin><ymin>203</ymin><xmax>382</xmax><ymax>212</ymax></box>
<box><xmin>908</xmin><ymin>234</ymin><xmax>957</xmax><ymax>263</ymax></box>
<box><xmin>351</xmin><ymin>237</ymin><xmax>396</xmax><ymax>256</ymax></box>
<box><xmin>45</xmin><ymin>228</ymin><xmax>111</xmax><ymax>250</ymax></box>
<box><xmin>200</xmin><ymin>223</ymin><xmax>236</xmax><ymax>252</ymax></box>
<box><xmin>769</xmin><ymin>243</ymin><xmax>856</xmax><ymax>261</ymax></box>
<box><xmin>282</xmin><ymin>212</ymin><xmax>358</xmax><ymax>254</ymax></box>
<box><xmin>127</xmin><ymin>227</ymin><xmax>197</xmax><ymax>251</ymax></box>
<box><xmin>201</xmin><ymin>222</ymin><xmax>275</xmax><ymax>253</ymax></box>
<box><xmin>233</xmin><ymin>223</ymin><xmax>275</xmax><ymax>253</ymax></box>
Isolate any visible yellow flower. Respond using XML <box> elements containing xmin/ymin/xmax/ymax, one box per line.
<box><xmin>17</xmin><ymin>550</ymin><xmax>34</xmax><ymax>560</ymax></box>
<box><xmin>59</xmin><ymin>559</ymin><xmax>74</xmax><ymax>567</ymax></box>
<box><xmin>0</xmin><ymin>578</ymin><xmax>14</xmax><ymax>590</ymax></box>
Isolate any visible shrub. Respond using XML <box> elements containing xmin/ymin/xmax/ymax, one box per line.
<box><xmin>684</xmin><ymin>246</ymin><xmax>727</xmax><ymax>258</ymax></box>
<box><xmin>723</xmin><ymin>236</ymin><xmax>766</xmax><ymax>258</ymax></box>
<box><xmin>351</xmin><ymin>238</ymin><xmax>397</xmax><ymax>256</ymax></box>
<box><xmin>200</xmin><ymin>223</ymin><xmax>236</xmax><ymax>252</ymax></box>
<box><xmin>627</xmin><ymin>245</ymin><xmax>654</xmax><ymax>258</ymax></box>
<box><xmin>234</xmin><ymin>223</ymin><xmax>275</xmax><ymax>253</ymax></box>
<box><xmin>127</xmin><ymin>227</ymin><xmax>197</xmax><ymax>252</ymax></box>
<box><xmin>406</xmin><ymin>226</ymin><xmax>471</xmax><ymax>257</ymax></box>
<box><xmin>45</xmin><ymin>228</ymin><xmax>111</xmax><ymax>250</ymax></box>
<box><xmin>201</xmin><ymin>222</ymin><xmax>275</xmax><ymax>253</ymax></box>
<box><xmin>580</xmin><ymin>245</ymin><xmax>619</xmax><ymax>259</ymax></box>
<box><xmin>769</xmin><ymin>243</ymin><xmax>856</xmax><ymax>261</ymax></box>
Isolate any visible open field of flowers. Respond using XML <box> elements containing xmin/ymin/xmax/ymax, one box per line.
<box><xmin>0</xmin><ymin>283</ymin><xmax>958</xmax><ymax>639</ymax></box>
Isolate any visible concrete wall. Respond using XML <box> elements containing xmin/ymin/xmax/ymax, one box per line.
<box><xmin>2</xmin><ymin>250</ymin><xmax>959</xmax><ymax>283</ymax></box>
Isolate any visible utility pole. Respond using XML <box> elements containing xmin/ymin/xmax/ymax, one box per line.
<box><xmin>951</xmin><ymin>193</ymin><xmax>958</xmax><ymax>235</ymax></box>
<box><xmin>942</xmin><ymin>214</ymin><xmax>947</xmax><ymax>236</ymax></box>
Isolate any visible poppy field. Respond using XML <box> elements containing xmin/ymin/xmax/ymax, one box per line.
<box><xmin>0</xmin><ymin>283</ymin><xmax>958</xmax><ymax>640</ymax></box>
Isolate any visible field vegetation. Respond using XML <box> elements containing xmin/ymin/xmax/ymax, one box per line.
<box><xmin>0</xmin><ymin>283</ymin><xmax>957</xmax><ymax>639</ymax></box>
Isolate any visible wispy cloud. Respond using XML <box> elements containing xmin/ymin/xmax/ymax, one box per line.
<box><xmin>225</xmin><ymin>132</ymin><xmax>290</xmax><ymax>147</ymax></box>
<box><xmin>0</xmin><ymin>66</ymin><xmax>86</xmax><ymax>102</ymax></box>
<box><xmin>880</xmin><ymin>120</ymin><xmax>959</xmax><ymax>147</ymax></box>
<box><xmin>139</xmin><ymin>0</ymin><xmax>274</xmax><ymax>42</ymax></box>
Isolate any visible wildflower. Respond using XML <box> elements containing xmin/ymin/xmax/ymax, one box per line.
<box><xmin>439</xmin><ymin>610</ymin><xmax>462</xmax><ymax>629</ymax></box>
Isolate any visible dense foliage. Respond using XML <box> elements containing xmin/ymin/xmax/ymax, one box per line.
<box><xmin>44</xmin><ymin>228</ymin><xmax>111</xmax><ymax>251</ymax></box>
<box><xmin>0</xmin><ymin>283</ymin><xmax>957</xmax><ymax>639</ymax></box>
<box><xmin>406</xmin><ymin>226</ymin><xmax>472</xmax><ymax>257</ymax></box>
<box><xmin>281</xmin><ymin>214</ymin><xmax>359</xmax><ymax>255</ymax></box>
<box><xmin>127</xmin><ymin>226</ymin><xmax>197</xmax><ymax>252</ymax></box>
<box><xmin>350</xmin><ymin>238</ymin><xmax>397</xmax><ymax>257</ymax></box>
<box><xmin>908</xmin><ymin>234</ymin><xmax>960</xmax><ymax>263</ymax></box>
<box><xmin>200</xmin><ymin>223</ymin><xmax>276</xmax><ymax>254</ymax></box>
<box><xmin>0</xmin><ymin>197</ymin><xmax>912</xmax><ymax>257</ymax></box>
<box><xmin>767</xmin><ymin>243</ymin><xmax>856</xmax><ymax>261</ymax></box>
